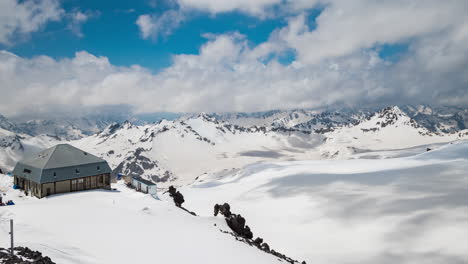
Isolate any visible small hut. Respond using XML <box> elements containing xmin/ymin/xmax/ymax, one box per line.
<box><xmin>131</xmin><ymin>176</ymin><xmax>157</xmax><ymax>195</ymax></box>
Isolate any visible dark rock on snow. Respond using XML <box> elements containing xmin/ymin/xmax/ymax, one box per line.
<box><xmin>0</xmin><ymin>246</ymin><xmax>55</xmax><ymax>264</ymax></box>
<box><xmin>214</xmin><ymin>203</ymin><xmax>305</xmax><ymax>264</ymax></box>
<box><xmin>166</xmin><ymin>186</ymin><xmax>197</xmax><ymax>216</ymax></box>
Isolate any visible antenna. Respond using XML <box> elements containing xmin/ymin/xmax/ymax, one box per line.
<box><xmin>9</xmin><ymin>219</ymin><xmax>14</xmax><ymax>256</ymax></box>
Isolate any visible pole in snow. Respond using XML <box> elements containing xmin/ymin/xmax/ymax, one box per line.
<box><xmin>9</xmin><ymin>219</ymin><xmax>14</xmax><ymax>256</ymax></box>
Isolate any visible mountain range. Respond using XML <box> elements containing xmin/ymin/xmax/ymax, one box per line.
<box><xmin>1</xmin><ymin>105</ymin><xmax>467</xmax><ymax>185</ymax></box>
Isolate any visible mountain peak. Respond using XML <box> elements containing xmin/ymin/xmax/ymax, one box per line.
<box><xmin>196</xmin><ymin>112</ymin><xmax>218</xmax><ymax>123</ymax></box>
<box><xmin>375</xmin><ymin>106</ymin><xmax>407</xmax><ymax>123</ymax></box>
<box><xmin>381</xmin><ymin>105</ymin><xmax>404</xmax><ymax>115</ymax></box>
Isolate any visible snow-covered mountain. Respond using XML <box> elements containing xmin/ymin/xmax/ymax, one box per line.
<box><xmin>319</xmin><ymin>106</ymin><xmax>466</xmax><ymax>158</ymax></box>
<box><xmin>213</xmin><ymin>109</ymin><xmax>368</xmax><ymax>131</ymax></box>
<box><xmin>401</xmin><ymin>105</ymin><xmax>468</xmax><ymax>133</ymax></box>
<box><xmin>72</xmin><ymin>113</ymin><xmax>323</xmax><ymax>185</ymax></box>
<box><xmin>0</xmin><ymin>127</ymin><xmax>60</xmax><ymax>172</ymax></box>
<box><xmin>0</xmin><ymin>114</ymin><xmax>18</xmax><ymax>132</ymax></box>
<box><xmin>1</xmin><ymin>105</ymin><xmax>467</xmax><ymax>185</ymax></box>
<box><xmin>216</xmin><ymin>105</ymin><xmax>468</xmax><ymax>134</ymax></box>
<box><xmin>2</xmin><ymin>106</ymin><xmax>468</xmax><ymax>264</ymax></box>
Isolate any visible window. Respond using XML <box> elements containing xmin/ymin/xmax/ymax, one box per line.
<box><xmin>53</xmin><ymin>172</ymin><xmax>57</xmax><ymax>177</ymax></box>
<box><xmin>97</xmin><ymin>165</ymin><xmax>100</xmax><ymax>171</ymax></box>
<box><xmin>76</xmin><ymin>168</ymin><xmax>80</xmax><ymax>174</ymax></box>
<box><xmin>23</xmin><ymin>168</ymin><xmax>31</xmax><ymax>173</ymax></box>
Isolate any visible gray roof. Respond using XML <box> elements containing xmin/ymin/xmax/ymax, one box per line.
<box><xmin>13</xmin><ymin>144</ymin><xmax>112</xmax><ymax>184</ymax></box>
<box><xmin>133</xmin><ymin>176</ymin><xmax>156</xmax><ymax>186</ymax></box>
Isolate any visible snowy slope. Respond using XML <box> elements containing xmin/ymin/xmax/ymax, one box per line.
<box><xmin>0</xmin><ymin>177</ymin><xmax>286</xmax><ymax>264</ymax></box>
<box><xmin>181</xmin><ymin>140</ymin><xmax>468</xmax><ymax>264</ymax></box>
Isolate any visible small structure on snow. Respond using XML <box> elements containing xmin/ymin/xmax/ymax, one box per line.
<box><xmin>131</xmin><ymin>176</ymin><xmax>157</xmax><ymax>195</ymax></box>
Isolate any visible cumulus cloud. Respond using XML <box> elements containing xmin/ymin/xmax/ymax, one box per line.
<box><xmin>0</xmin><ymin>0</ymin><xmax>64</xmax><ymax>45</ymax></box>
<box><xmin>1</xmin><ymin>25</ymin><xmax>468</xmax><ymax>117</ymax></box>
<box><xmin>278</xmin><ymin>0</ymin><xmax>468</xmax><ymax>64</ymax></box>
<box><xmin>136</xmin><ymin>9</ymin><xmax>185</xmax><ymax>40</ymax></box>
<box><xmin>0</xmin><ymin>0</ymin><xmax>467</xmax><ymax>117</ymax></box>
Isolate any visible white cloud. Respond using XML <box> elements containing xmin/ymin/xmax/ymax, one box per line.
<box><xmin>0</xmin><ymin>0</ymin><xmax>64</xmax><ymax>45</ymax></box>
<box><xmin>1</xmin><ymin>21</ymin><xmax>468</xmax><ymax>117</ymax></box>
<box><xmin>136</xmin><ymin>15</ymin><xmax>154</xmax><ymax>39</ymax></box>
<box><xmin>177</xmin><ymin>0</ymin><xmax>281</xmax><ymax>17</ymax></box>
<box><xmin>1</xmin><ymin>1</ymin><xmax>467</xmax><ymax>116</ymax></box>
<box><xmin>276</xmin><ymin>0</ymin><xmax>468</xmax><ymax>64</ymax></box>
<box><xmin>136</xmin><ymin>10</ymin><xmax>185</xmax><ymax>40</ymax></box>
<box><xmin>67</xmin><ymin>9</ymin><xmax>99</xmax><ymax>38</ymax></box>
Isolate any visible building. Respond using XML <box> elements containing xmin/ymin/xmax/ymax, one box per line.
<box><xmin>12</xmin><ymin>144</ymin><xmax>112</xmax><ymax>198</ymax></box>
<box><xmin>131</xmin><ymin>176</ymin><xmax>157</xmax><ymax>195</ymax></box>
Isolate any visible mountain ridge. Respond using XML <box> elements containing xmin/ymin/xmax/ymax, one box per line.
<box><xmin>1</xmin><ymin>105</ymin><xmax>467</xmax><ymax>184</ymax></box>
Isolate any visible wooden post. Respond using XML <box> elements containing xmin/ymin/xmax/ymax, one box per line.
<box><xmin>9</xmin><ymin>219</ymin><xmax>14</xmax><ymax>256</ymax></box>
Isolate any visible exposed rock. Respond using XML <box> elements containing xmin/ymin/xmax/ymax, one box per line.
<box><xmin>0</xmin><ymin>246</ymin><xmax>55</xmax><ymax>264</ymax></box>
<box><xmin>214</xmin><ymin>203</ymin><xmax>305</xmax><ymax>263</ymax></box>
<box><xmin>166</xmin><ymin>186</ymin><xmax>197</xmax><ymax>216</ymax></box>
<box><xmin>168</xmin><ymin>186</ymin><xmax>185</xmax><ymax>207</ymax></box>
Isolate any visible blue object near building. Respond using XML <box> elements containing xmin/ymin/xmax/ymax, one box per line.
<box><xmin>6</xmin><ymin>200</ymin><xmax>14</xmax><ymax>205</ymax></box>
<box><xmin>117</xmin><ymin>173</ymin><xmax>123</xmax><ymax>180</ymax></box>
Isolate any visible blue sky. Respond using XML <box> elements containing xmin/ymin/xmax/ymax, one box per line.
<box><xmin>0</xmin><ymin>0</ymin><xmax>408</xmax><ymax>71</ymax></box>
<box><xmin>0</xmin><ymin>0</ymin><xmax>466</xmax><ymax>117</ymax></box>
<box><xmin>1</xmin><ymin>0</ymin><xmax>290</xmax><ymax>71</ymax></box>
